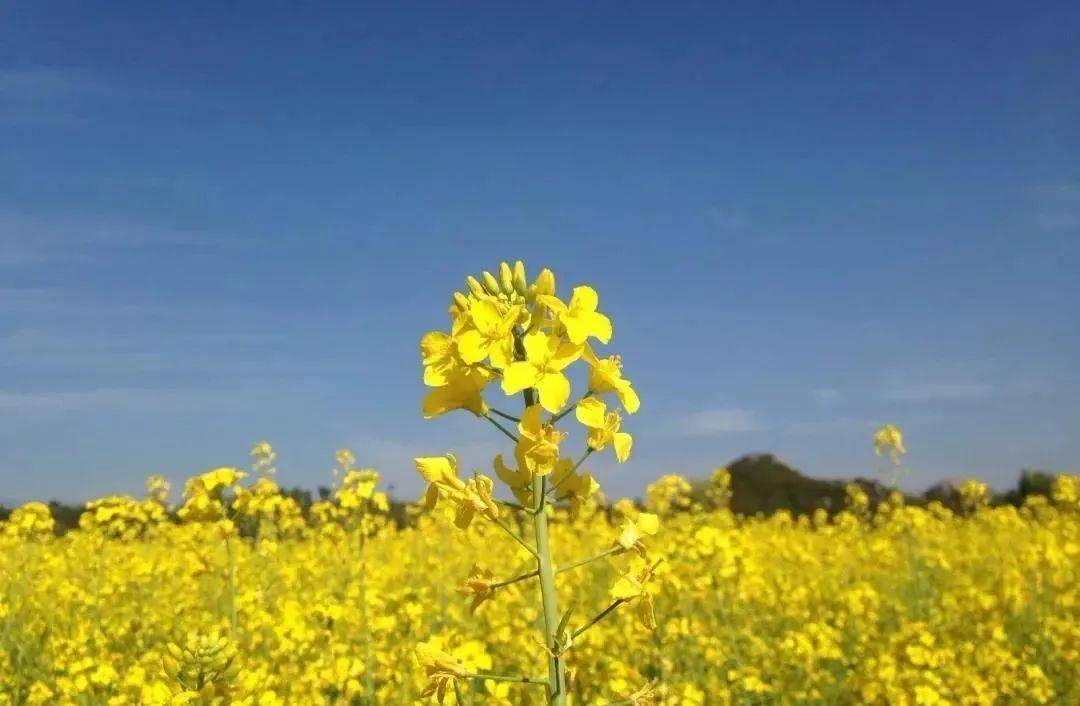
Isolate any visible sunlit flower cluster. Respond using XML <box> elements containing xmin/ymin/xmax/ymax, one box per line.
<box><xmin>414</xmin><ymin>262</ymin><xmax>648</xmax><ymax>704</ymax></box>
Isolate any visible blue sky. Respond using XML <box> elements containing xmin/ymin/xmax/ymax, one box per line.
<box><xmin>2</xmin><ymin>2</ymin><xmax>1078</xmax><ymax>503</ymax></box>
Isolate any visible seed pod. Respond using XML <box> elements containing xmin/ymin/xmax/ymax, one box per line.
<box><xmin>162</xmin><ymin>654</ymin><xmax>181</xmax><ymax>677</ymax></box>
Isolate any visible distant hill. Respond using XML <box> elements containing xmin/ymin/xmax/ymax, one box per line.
<box><xmin>723</xmin><ymin>453</ymin><xmax>896</xmax><ymax>515</ymax></box>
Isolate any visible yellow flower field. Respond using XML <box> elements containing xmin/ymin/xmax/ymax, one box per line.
<box><xmin>1</xmin><ymin>469</ymin><xmax>1078</xmax><ymax>705</ymax></box>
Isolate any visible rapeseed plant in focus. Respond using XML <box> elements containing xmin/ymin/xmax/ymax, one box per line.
<box><xmin>414</xmin><ymin>261</ymin><xmax>654</xmax><ymax>705</ymax></box>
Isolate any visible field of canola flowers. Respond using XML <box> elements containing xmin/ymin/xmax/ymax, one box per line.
<box><xmin>2</xmin><ymin>261</ymin><xmax>1079</xmax><ymax>706</ymax></box>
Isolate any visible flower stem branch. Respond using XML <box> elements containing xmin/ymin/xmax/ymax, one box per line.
<box><xmin>555</xmin><ymin>546</ymin><xmax>619</xmax><ymax>575</ymax></box>
<box><xmin>496</xmin><ymin>499</ymin><xmax>534</xmax><ymax>514</ymax></box>
<box><xmin>491</xmin><ymin>517</ymin><xmax>538</xmax><ymax>558</ymax></box>
<box><xmin>490</xmin><ymin>569</ymin><xmax>539</xmax><ymax>590</ymax></box>
<box><xmin>571</xmin><ymin>599</ymin><xmax>627</xmax><ymax>641</ymax></box>
<box><xmin>483</xmin><ymin>414</ymin><xmax>519</xmax><ymax>443</ymax></box>
<box><xmin>548</xmin><ymin>392</ymin><xmax>593</xmax><ymax>425</ymax></box>
<box><xmin>548</xmin><ymin>449</ymin><xmax>593</xmax><ymax>498</ymax></box>
<box><xmin>489</xmin><ymin>408</ymin><xmax>521</xmax><ymax>423</ymax></box>
<box><xmin>463</xmin><ymin>672</ymin><xmax>548</xmax><ymax>686</ymax></box>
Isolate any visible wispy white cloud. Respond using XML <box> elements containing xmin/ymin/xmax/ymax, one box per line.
<box><xmin>884</xmin><ymin>382</ymin><xmax>994</xmax><ymax>402</ymax></box>
<box><xmin>0</xmin><ymin>327</ymin><xmax>286</xmax><ymax>376</ymax></box>
<box><xmin>0</xmin><ymin>67</ymin><xmax>117</xmax><ymax>126</ymax></box>
<box><xmin>673</xmin><ymin>408</ymin><xmax>764</xmax><ymax>436</ymax></box>
<box><xmin>787</xmin><ymin>417</ymin><xmax>876</xmax><ymax>434</ymax></box>
<box><xmin>0</xmin><ymin>211</ymin><xmax>250</xmax><ymax>266</ymax></box>
<box><xmin>0</xmin><ymin>387</ymin><xmax>253</xmax><ymax>413</ymax></box>
<box><xmin>0</xmin><ymin>67</ymin><xmax>111</xmax><ymax>94</ymax></box>
<box><xmin>812</xmin><ymin>388</ymin><xmax>840</xmax><ymax>403</ymax></box>
<box><xmin>1030</xmin><ymin>183</ymin><xmax>1080</xmax><ymax>230</ymax></box>
<box><xmin>0</xmin><ymin>67</ymin><xmax>201</xmax><ymax>127</ymax></box>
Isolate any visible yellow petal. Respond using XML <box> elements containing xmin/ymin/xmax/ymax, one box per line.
<box><xmin>493</xmin><ymin>454</ymin><xmax>527</xmax><ymax>488</ymax></box>
<box><xmin>575</xmin><ymin>397</ymin><xmax>608</xmax><ymax>429</ymax></box>
<box><xmin>522</xmin><ymin>330</ymin><xmax>551</xmax><ymax>361</ymax></box>
<box><xmin>535</xmin><ymin>373</ymin><xmax>571</xmax><ymax>413</ymax></box>
<box><xmin>636</xmin><ymin>512</ymin><xmax>660</xmax><ymax>536</ymax></box>
<box><xmin>423</xmin><ymin>362</ymin><xmax>452</xmax><ymax>387</ymax></box>
<box><xmin>564</xmin><ymin>311</ymin><xmax>610</xmax><ymax>345</ymax></box>
<box><xmin>469</xmin><ymin>299</ymin><xmax>502</xmax><ymax>334</ymax></box>
<box><xmin>457</xmin><ymin>329</ymin><xmax>492</xmax><ymax>364</ymax></box>
<box><xmin>518</xmin><ymin>404</ymin><xmax>544</xmax><ymax>434</ymax></box>
<box><xmin>569</xmin><ymin>285</ymin><xmax>599</xmax><ymax>313</ymax></box>
<box><xmin>611</xmin><ymin>575</ymin><xmax>643</xmax><ymax>600</ymax></box>
<box><xmin>547</xmin><ymin>339</ymin><xmax>583</xmax><ymax>371</ymax></box>
<box><xmin>414</xmin><ymin>455</ymin><xmax>456</xmax><ymax>484</ymax></box>
<box><xmin>487</xmin><ymin>338</ymin><xmax>514</xmax><ymax>370</ymax></box>
<box><xmin>501</xmin><ymin>362</ymin><xmax>539</xmax><ymax>395</ymax></box>
<box><xmin>617</xmin><ymin>520</ymin><xmax>641</xmax><ymax>550</ymax></box>
<box><xmin>419</xmin><ymin>331</ymin><xmax>451</xmax><ymax>365</ymax></box>
<box><xmin>422</xmin><ymin>381</ymin><xmax>486</xmax><ymax>418</ymax></box>
<box><xmin>537</xmin><ymin>294</ymin><xmax>567</xmax><ymax>314</ymax></box>
<box><xmin>617</xmin><ymin>382</ymin><xmax>641</xmax><ymax>414</ymax></box>
<box><xmin>614</xmin><ymin>432</ymin><xmax>633</xmax><ymax>463</ymax></box>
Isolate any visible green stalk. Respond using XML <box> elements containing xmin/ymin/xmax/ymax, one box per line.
<box><xmin>358</xmin><ymin>505</ymin><xmax>375</xmax><ymax>704</ymax></box>
<box><xmin>523</xmin><ymin>385</ymin><xmax>567</xmax><ymax>705</ymax></box>
<box><xmin>531</xmin><ymin>472</ymin><xmax>567</xmax><ymax>705</ymax></box>
<box><xmin>224</xmin><ymin>536</ymin><xmax>238</xmax><ymax>640</ymax></box>
<box><xmin>514</xmin><ymin>329</ymin><xmax>567</xmax><ymax>705</ymax></box>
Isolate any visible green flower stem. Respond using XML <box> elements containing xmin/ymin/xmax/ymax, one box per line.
<box><xmin>223</xmin><ymin>536</ymin><xmax>238</xmax><ymax>640</ymax></box>
<box><xmin>495</xmin><ymin>499</ymin><xmax>534</xmax><ymax>514</ymax></box>
<box><xmin>463</xmin><ymin>673</ymin><xmax>548</xmax><ymax>685</ymax></box>
<box><xmin>489</xmin><ymin>408</ymin><xmax>521</xmax><ymax>423</ymax></box>
<box><xmin>548</xmin><ymin>392</ymin><xmax>592</xmax><ymax>425</ymax></box>
<box><xmin>491</xmin><ymin>516</ymin><xmax>538</xmax><ymax>558</ymax></box>
<box><xmin>511</xmin><ymin>327</ymin><xmax>568</xmax><ymax>705</ymax></box>
<box><xmin>357</xmin><ymin>509</ymin><xmax>375</xmax><ymax>705</ymax></box>
<box><xmin>483</xmin><ymin>414</ymin><xmax>519</xmax><ymax>443</ymax></box>
<box><xmin>492</xmin><ymin>546</ymin><xmax>619</xmax><ymax>592</ymax></box>
<box><xmin>556</xmin><ymin>546</ymin><xmax>619</xmax><ymax>575</ymax></box>
<box><xmin>571</xmin><ymin>599</ymin><xmax>627</xmax><ymax>641</ymax></box>
<box><xmin>490</xmin><ymin>569</ymin><xmax>539</xmax><ymax>590</ymax></box>
<box><xmin>531</xmin><ymin>471</ymin><xmax>567</xmax><ymax>705</ymax></box>
<box><xmin>548</xmin><ymin>449</ymin><xmax>593</xmax><ymax>497</ymax></box>
<box><xmin>518</xmin><ymin>371</ymin><xmax>569</xmax><ymax>706</ymax></box>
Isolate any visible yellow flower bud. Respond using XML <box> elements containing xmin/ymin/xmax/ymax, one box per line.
<box><xmin>534</xmin><ymin>268</ymin><xmax>555</xmax><ymax>297</ymax></box>
<box><xmin>512</xmin><ymin>260</ymin><xmax>527</xmax><ymax>294</ymax></box>
<box><xmin>481</xmin><ymin>270</ymin><xmax>500</xmax><ymax>295</ymax></box>
<box><xmin>498</xmin><ymin>261</ymin><xmax>514</xmax><ymax>294</ymax></box>
<box><xmin>465</xmin><ymin>276</ymin><xmax>485</xmax><ymax>297</ymax></box>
